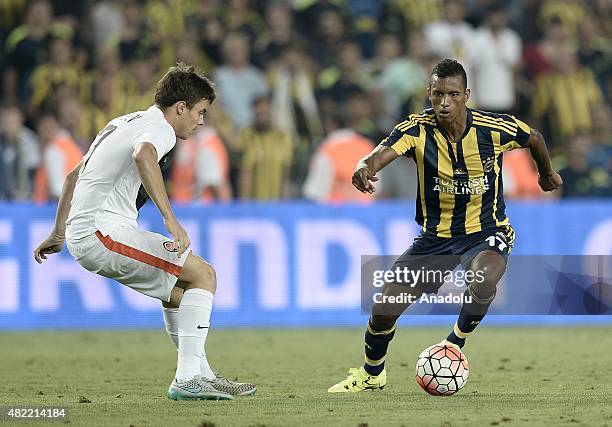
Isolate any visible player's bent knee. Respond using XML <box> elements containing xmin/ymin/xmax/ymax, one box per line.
<box><xmin>471</xmin><ymin>251</ymin><xmax>506</xmax><ymax>283</ymax></box>
<box><xmin>469</xmin><ymin>251</ymin><xmax>506</xmax><ymax>299</ymax></box>
<box><xmin>177</xmin><ymin>253</ymin><xmax>217</xmax><ymax>294</ymax></box>
<box><xmin>197</xmin><ymin>259</ymin><xmax>217</xmax><ymax>293</ymax></box>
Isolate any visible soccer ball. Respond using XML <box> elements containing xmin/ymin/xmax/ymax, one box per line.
<box><xmin>415</xmin><ymin>343</ymin><xmax>469</xmax><ymax>396</ymax></box>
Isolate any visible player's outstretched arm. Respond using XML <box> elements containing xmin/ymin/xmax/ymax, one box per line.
<box><xmin>33</xmin><ymin>159</ymin><xmax>83</xmax><ymax>263</ymax></box>
<box><xmin>352</xmin><ymin>145</ymin><xmax>399</xmax><ymax>194</ymax></box>
<box><xmin>525</xmin><ymin>128</ymin><xmax>563</xmax><ymax>192</ymax></box>
<box><xmin>133</xmin><ymin>142</ymin><xmax>190</xmax><ymax>256</ymax></box>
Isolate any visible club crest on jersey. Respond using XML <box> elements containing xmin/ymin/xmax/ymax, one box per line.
<box><xmin>163</xmin><ymin>241</ymin><xmax>178</xmax><ymax>252</ymax></box>
<box><xmin>482</xmin><ymin>156</ymin><xmax>495</xmax><ymax>173</ymax></box>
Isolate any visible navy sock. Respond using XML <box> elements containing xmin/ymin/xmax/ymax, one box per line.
<box><xmin>363</xmin><ymin>320</ymin><xmax>396</xmax><ymax>376</ymax></box>
<box><xmin>447</xmin><ymin>288</ymin><xmax>494</xmax><ymax>348</ymax></box>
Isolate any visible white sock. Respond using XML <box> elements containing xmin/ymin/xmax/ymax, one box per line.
<box><xmin>162</xmin><ymin>307</ymin><xmax>179</xmax><ymax>348</ymax></box>
<box><xmin>163</xmin><ymin>304</ymin><xmax>216</xmax><ymax>379</ymax></box>
<box><xmin>175</xmin><ymin>288</ymin><xmax>214</xmax><ymax>382</ymax></box>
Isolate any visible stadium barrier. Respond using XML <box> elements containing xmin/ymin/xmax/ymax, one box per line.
<box><xmin>0</xmin><ymin>201</ymin><xmax>611</xmax><ymax>329</ymax></box>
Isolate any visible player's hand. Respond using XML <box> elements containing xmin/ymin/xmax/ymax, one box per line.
<box><xmin>164</xmin><ymin>216</ymin><xmax>191</xmax><ymax>257</ymax></box>
<box><xmin>33</xmin><ymin>232</ymin><xmax>65</xmax><ymax>264</ymax></box>
<box><xmin>538</xmin><ymin>171</ymin><xmax>563</xmax><ymax>192</ymax></box>
<box><xmin>352</xmin><ymin>166</ymin><xmax>379</xmax><ymax>194</ymax></box>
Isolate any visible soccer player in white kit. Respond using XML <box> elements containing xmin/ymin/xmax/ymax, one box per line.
<box><xmin>33</xmin><ymin>63</ymin><xmax>256</xmax><ymax>400</ymax></box>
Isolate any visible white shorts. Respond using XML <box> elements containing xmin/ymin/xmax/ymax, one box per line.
<box><xmin>66</xmin><ymin>225</ymin><xmax>191</xmax><ymax>302</ymax></box>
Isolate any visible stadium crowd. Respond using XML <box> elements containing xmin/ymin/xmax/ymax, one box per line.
<box><xmin>0</xmin><ymin>0</ymin><xmax>610</xmax><ymax>203</ymax></box>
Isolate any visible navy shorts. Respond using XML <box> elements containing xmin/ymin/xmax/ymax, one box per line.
<box><xmin>390</xmin><ymin>225</ymin><xmax>515</xmax><ymax>293</ymax></box>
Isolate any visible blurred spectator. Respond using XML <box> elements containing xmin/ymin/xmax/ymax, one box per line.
<box><xmin>508</xmin><ymin>0</ymin><xmax>542</xmax><ymax>44</ymax></box>
<box><xmin>469</xmin><ymin>3</ymin><xmax>521</xmax><ymax>113</ymax></box>
<box><xmin>28</xmin><ymin>35</ymin><xmax>81</xmax><ymax>115</ymax></box>
<box><xmin>539</xmin><ymin>0</ymin><xmax>589</xmax><ymax>40</ymax></box>
<box><xmin>175</xmin><ymin>36</ymin><xmax>213</xmax><ymax>81</ymax></box>
<box><xmin>462</xmin><ymin>0</ymin><xmax>496</xmax><ymax>27</ymax></box>
<box><xmin>236</xmin><ymin>95</ymin><xmax>293</xmax><ymax>200</ymax></box>
<box><xmin>3</xmin><ymin>0</ymin><xmax>56</xmax><ymax>101</ymax></box>
<box><xmin>220</xmin><ymin>0</ymin><xmax>264</xmax><ymax>42</ymax></box>
<box><xmin>559</xmin><ymin>134</ymin><xmax>611</xmax><ymax>198</ymax></box>
<box><xmin>146</xmin><ymin>0</ymin><xmax>199</xmax><ymax>41</ymax></box>
<box><xmin>522</xmin><ymin>16</ymin><xmax>566</xmax><ymax>81</ymax></box>
<box><xmin>185</xmin><ymin>0</ymin><xmax>217</xmax><ymax>31</ymax></box>
<box><xmin>81</xmin><ymin>77</ymin><xmax>122</xmax><ymax>142</ymax></box>
<box><xmin>502</xmin><ymin>150</ymin><xmax>544</xmax><ymax>200</ymax></box>
<box><xmin>369</xmin><ymin>31</ymin><xmax>430</xmax><ymax>127</ymax></box>
<box><xmin>382</xmin><ymin>0</ymin><xmax>443</xmax><ymax>33</ymax></box>
<box><xmin>117</xmin><ymin>0</ymin><xmax>156</xmax><ymax>63</ymax></box>
<box><xmin>32</xmin><ymin>112</ymin><xmax>82</xmax><ymax>202</ymax></box>
<box><xmin>145</xmin><ymin>0</ymin><xmax>199</xmax><ymax>69</ymax></box>
<box><xmin>310</xmin><ymin>9</ymin><xmax>347</xmax><ymax>68</ymax></box>
<box><xmin>49</xmin><ymin>0</ymin><xmax>87</xmax><ymax>27</ymax></box>
<box><xmin>318</xmin><ymin>41</ymin><xmax>373</xmax><ymax>117</ymax></box>
<box><xmin>303</xmin><ymin>126</ymin><xmax>374</xmax><ymax>203</ymax></box>
<box><xmin>267</xmin><ymin>42</ymin><xmax>322</xmax><ymax>196</ymax></box>
<box><xmin>576</xmin><ymin>17</ymin><xmax>611</xmax><ymax>102</ymax></box>
<box><xmin>295</xmin><ymin>0</ymin><xmax>343</xmax><ymax>38</ymax></box>
<box><xmin>0</xmin><ymin>103</ymin><xmax>40</xmax><ymax>200</ymax></box>
<box><xmin>58</xmin><ymin>98</ymin><xmax>89</xmax><ymax>151</ymax></box>
<box><xmin>584</xmin><ymin>112</ymin><xmax>612</xmax><ymax>199</ymax></box>
<box><xmin>123</xmin><ymin>56</ymin><xmax>158</xmax><ymax>113</ymax></box>
<box><xmin>254</xmin><ymin>1</ymin><xmax>305</xmax><ymax>67</ymax></box>
<box><xmin>269</xmin><ymin>43</ymin><xmax>323</xmax><ymax>147</ymax></box>
<box><xmin>344</xmin><ymin>91</ymin><xmax>384</xmax><ymax>144</ymax></box>
<box><xmin>531</xmin><ymin>48</ymin><xmax>603</xmax><ymax>151</ymax></box>
<box><xmin>86</xmin><ymin>46</ymin><xmax>132</xmax><ymax>110</ymax></box>
<box><xmin>171</xmin><ymin>127</ymin><xmax>232</xmax><ymax>203</ymax></box>
<box><xmin>194</xmin><ymin>16</ymin><xmax>226</xmax><ymax>67</ymax></box>
<box><xmin>591</xmin><ymin>0</ymin><xmax>612</xmax><ymax>43</ymax></box>
<box><xmin>0</xmin><ymin>0</ymin><xmax>28</xmax><ymax>34</ymax></box>
<box><xmin>424</xmin><ymin>0</ymin><xmax>476</xmax><ymax>83</ymax></box>
<box><xmin>590</xmin><ymin>106</ymin><xmax>612</xmax><ymax>149</ymax></box>
<box><xmin>90</xmin><ymin>0</ymin><xmax>125</xmax><ymax>46</ymax></box>
<box><xmin>214</xmin><ymin>32</ymin><xmax>268</xmax><ymax>129</ymax></box>
<box><xmin>345</xmin><ymin>0</ymin><xmax>384</xmax><ymax>59</ymax></box>
<box><xmin>206</xmin><ymin>101</ymin><xmax>238</xmax><ymax>153</ymax></box>
<box><xmin>204</xmin><ymin>101</ymin><xmax>240</xmax><ymax>197</ymax></box>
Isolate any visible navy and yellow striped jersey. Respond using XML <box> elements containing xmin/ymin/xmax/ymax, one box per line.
<box><xmin>382</xmin><ymin>108</ymin><xmax>532</xmax><ymax>238</ymax></box>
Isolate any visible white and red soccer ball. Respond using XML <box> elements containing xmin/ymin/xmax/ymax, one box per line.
<box><xmin>415</xmin><ymin>343</ymin><xmax>469</xmax><ymax>396</ymax></box>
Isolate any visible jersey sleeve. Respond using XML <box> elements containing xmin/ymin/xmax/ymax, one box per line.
<box><xmin>381</xmin><ymin>117</ymin><xmax>420</xmax><ymax>156</ymax></box>
<box><xmin>134</xmin><ymin>122</ymin><xmax>176</xmax><ymax>161</ymax></box>
<box><xmin>500</xmin><ymin>116</ymin><xmax>531</xmax><ymax>152</ymax></box>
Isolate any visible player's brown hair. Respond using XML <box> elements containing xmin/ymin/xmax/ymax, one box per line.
<box><xmin>154</xmin><ymin>62</ymin><xmax>216</xmax><ymax>109</ymax></box>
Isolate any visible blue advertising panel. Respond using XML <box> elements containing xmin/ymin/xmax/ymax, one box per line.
<box><xmin>0</xmin><ymin>201</ymin><xmax>611</xmax><ymax>329</ymax></box>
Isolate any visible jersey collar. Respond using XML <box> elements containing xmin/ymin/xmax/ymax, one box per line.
<box><xmin>148</xmin><ymin>105</ymin><xmax>164</xmax><ymax>117</ymax></box>
<box><xmin>436</xmin><ymin>107</ymin><xmax>473</xmax><ymax>143</ymax></box>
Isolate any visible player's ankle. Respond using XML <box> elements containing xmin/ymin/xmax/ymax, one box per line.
<box><xmin>363</xmin><ymin>364</ymin><xmax>384</xmax><ymax>376</ymax></box>
<box><xmin>445</xmin><ymin>333</ymin><xmax>466</xmax><ymax>348</ymax></box>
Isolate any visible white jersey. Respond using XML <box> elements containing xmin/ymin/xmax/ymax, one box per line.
<box><xmin>66</xmin><ymin>106</ymin><xmax>176</xmax><ymax>239</ymax></box>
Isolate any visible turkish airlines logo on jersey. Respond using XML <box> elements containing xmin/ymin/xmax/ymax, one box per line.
<box><xmin>163</xmin><ymin>241</ymin><xmax>178</xmax><ymax>252</ymax></box>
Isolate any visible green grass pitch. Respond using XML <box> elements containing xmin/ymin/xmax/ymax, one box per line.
<box><xmin>1</xmin><ymin>326</ymin><xmax>612</xmax><ymax>426</ymax></box>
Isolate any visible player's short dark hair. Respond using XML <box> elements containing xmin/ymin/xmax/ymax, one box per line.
<box><xmin>430</xmin><ymin>59</ymin><xmax>468</xmax><ymax>89</ymax></box>
<box><xmin>154</xmin><ymin>62</ymin><xmax>216</xmax><ymax>109</ymax></box>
